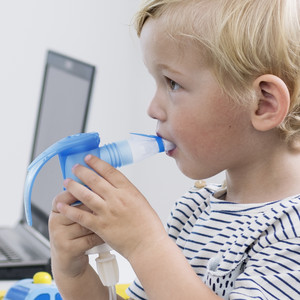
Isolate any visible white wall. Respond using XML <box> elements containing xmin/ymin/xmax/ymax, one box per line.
<box><xmin>0</xmin><ymin>0</ymin><xmax>224</xmax><ymax>283</ymax></box>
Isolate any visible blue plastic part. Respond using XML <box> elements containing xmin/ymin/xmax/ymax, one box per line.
<box><xmin>62</xmin><ymin>148</ymin><xmax>100</xmax><ymax>182</ymax></box>
<box><xmin>99</xmin><ymin>140</ymin><xmax>133</xmax><ymax>167</ymax></box>
<box><xmin>24</xmin><ymin>132</ymin><xmax>100</xmax><ymax>226</ymax></box>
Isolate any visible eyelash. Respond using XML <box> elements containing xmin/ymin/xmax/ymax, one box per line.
<box><xmin>166</xmin><ymin>77</ymin><xmax>181</xmax><ymax>91</ymax></box>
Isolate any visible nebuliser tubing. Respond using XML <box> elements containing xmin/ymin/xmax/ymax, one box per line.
<box><xmin>86</xmin><ymin>244</ymin><xmax>118</xmax><ymax>300</ymax></box>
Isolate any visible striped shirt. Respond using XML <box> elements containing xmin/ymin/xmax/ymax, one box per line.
<box><xmin>127</xmin><ymin>184</ymin><xmax>300</xmax><ymax>299</ymax></box>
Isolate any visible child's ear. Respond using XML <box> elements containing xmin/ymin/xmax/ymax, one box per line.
<box><xmin>251</xmin><ymin>74</ymin><xmax>290</xmax><ymax>131</ymax></box>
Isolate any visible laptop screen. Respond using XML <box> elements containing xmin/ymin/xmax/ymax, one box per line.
<box><xmin>22</xmin><ymin>51</ymin><xmax>95</xmax><ymax>239</ymax></box>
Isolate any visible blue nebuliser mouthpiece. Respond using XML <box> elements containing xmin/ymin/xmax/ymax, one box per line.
<box><xmin>24</xmin><ymin>132</ymin><xmax>175</xmax><ymax>226</ymax></box>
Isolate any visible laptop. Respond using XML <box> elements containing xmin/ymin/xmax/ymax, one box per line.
<box><xmin>0</xmin><ymin>50</ymin><xmax>95</xmax><ymax>279</ymax></box>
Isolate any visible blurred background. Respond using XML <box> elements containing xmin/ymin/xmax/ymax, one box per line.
<box><xmin>0</xmin><ymin>0</ymin><xmax>224</xmax><ymax>283</ymax></box>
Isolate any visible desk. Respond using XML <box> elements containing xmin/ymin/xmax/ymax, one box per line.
<box><xmin>0</xmin><ymin>281</ymin><xmax>15</xmax><ymax>290</ymax></box>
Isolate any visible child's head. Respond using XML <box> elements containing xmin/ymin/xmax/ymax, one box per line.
<box><xmin>134</xmin><ymin>0</ymin><xmax>300</xmax><ymax>145</ymax></box>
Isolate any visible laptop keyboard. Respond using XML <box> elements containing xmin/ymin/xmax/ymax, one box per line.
<box><xmin>0</xmin><ymin>243</ymin><xmax>21</xmax><ymax>262</ymax></box>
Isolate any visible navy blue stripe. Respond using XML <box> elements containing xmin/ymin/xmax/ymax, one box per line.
<box><xmin>262</xmin><ymin>276</ymin><xmax>294</xmax><ymax>299</ymax></box>
<box><xmin>211</xmin><ymin>199</ymin><xmax>282</xmax><ymax>212</ymax></box>
<box><xmin>257</xmin><ymin>240</ymin><xmax>264</xmax><ymax>249</ymax></box>
<box><xmin>190</xmin><ymin>263</ymin><xmax>207</xmax><ymax>269</ymax></box>
<box><xmin>287</xmin><ymin>272</ymin><xmax>300</xmax><ymax>283</ymax></box>
<box><xmin>185</xmin><ymin>239</ymin><xmax>206</xmax><ymax>246</ymax></box>
<box><xmin>182</xmin><ymin>227</ymin><xmax>192</xmax><ymax>235</ymax></box>
<box><xmin>210</xmin><ymin>218</ymin><xmax>232</xmax><ymax>224</ymax></box>
<box><xmin>168</xmin><ymin>224</ymin><xmax>181</xmax><ymax>233</ymax></box>
<box><xmin>183</xmin><ymin>246</ymin><xmax>199</xmax><ymax>253</ymax></box>
<box><xmin>171</xmin><ymin>215</ymin><xmax>185</xmax><ymax>226</ymax></box>
<box><xmin>128</xmin><ymin>282</ymin><xmax>146</xmax><ymax>300</ymax></box>
<box><xmin>272</xmin><ymin>224</ymin><xmax>281</xmax><ymax>242</ymax></box>
<box><xmin>265</xmin><ymin>265</ymin><xmax>280</xmax><ymax>274</ymax></box>
<box><xmin>168</xmin><ymin>233</ymin><xmax>178</xmax><ymax>240</ymax></box>
<box><xmin>236</xmin><ymin>277</ymin><xmax>280</xmax><ymax>299</ymax></box>
<box><xmin>189</xmin><ymin>191</ymin><xmax>207</xmax><ymax>200</ymax></box>
<box><xmin>218</xmin><ymin>233</ymin><xmax>231</xmax><ymax>239</ymax></box>
<box><xmin>287</xmin><ymin>247</ymin><xmax>300</xmax><ymax>256</ymax></box>
<box><xmin>204</xmin><ymin>187</ymin><xmax>217</xmax><ymax>194</ymax></box>
<box><xmin>210</xmin><ymin>240</ymin><xmax>224</xmax><ymax>246</ymax></box>
<box><xmin>127</xmin><ymin>287</ymin><xmax>146</xmax><ymax>300</ymax></box>
<box><xmin>178</xmin><ymin>200</ymin><xmax>197</xmax><ymax>212</ymax></box>
<box><xmin>255</xmin><ymin>220</ymin><xmax>263</xmax><ymax>226</ymax></box>
<box><xmin>292</xmin><ymin>206</ymin><xmax>300</xmax><ymax>219</ymax></box>
<box><xmin>285</xmin><ymin>210</ymin><xmax>297</xmax><ymax>237</ymax></box>
<box><xmin>281</xmin><ymin>239</ymin><xmax>300</xmax><ymax>246</ymax></box>
<box><xmin>175</xmin><ymin>208</ymin><xmax>190</xmax><ymax>219</ymax></box>
<box><xmin>263</xmin><ymin>258</ymin><xmax>294</xmax><ymax>271</ymax></box>
<box><xmin>231</xmin><ymin>289</ymin><xmax>264</xmax><ymax>300</ymax></box>
<box><xmin>193</xmin><ymin>255</ymin><xmax>211</xmax><ymax>261</ymax></box>
<box><xmin>275</xmin><ymin>253</ymin><xmax>300</xmax><ymax>266</ymax></box>
<box><xmin>191</xmin><ymin>231</ymin><xmax>214</xmax><ymax>239</ymax></box>
<box><xmin>181</xmin><ymin>196</ymin><xmax>200</xmax><ymax>206</ymax></box>
<box><xmin>274</xmin><ymin>274</ymin><xmax>300</xmax><ymax>295</ymax></box>
<box><xmin>194</xmin><ymin>224</ymin><xmax>223</xmax><ymax>231</ymax></box>
<box><xmin>264</xmin><ymin>229</ymin><xmax>272</xmax><ymax>245</ymax></box>
<box><xmin>253</xmin><ymin>268</ymin><xmax>266</xmax><ymax>276</ymax></box>
<box><xmin>279</xmin><ymin>218</ymin><xmax>289</xmax><ymax>239</ymax></box>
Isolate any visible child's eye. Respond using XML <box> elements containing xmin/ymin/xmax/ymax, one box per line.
<box><xmin>167</xmin><ymin>78</ymin><xmax>181</xmax><ymax>91</ymax></box>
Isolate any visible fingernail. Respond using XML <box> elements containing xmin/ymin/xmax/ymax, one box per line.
<box><xmin>72</xmin><ymin>164</ymin><xmax>79</xmax><ymax>172</ymax></box>
<box><xmin>85</xmin><ymin>154</ymin><xmax>92</xmax><ymax>161</ymax></box>
<box><xmin>63</xmin><ymin>178</ymin><xmax>71</xmax><ymax>186</ymax></box>
<box><xmin>56</xmin><ymin>202</ymin><xmax>63</xmax><ymax>212</ymax></box>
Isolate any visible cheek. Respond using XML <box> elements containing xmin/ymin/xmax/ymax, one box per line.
<box><xmin>174</xmin><ymin>107</ymin><xmax>249</xmax><ymax>165</ymax></box>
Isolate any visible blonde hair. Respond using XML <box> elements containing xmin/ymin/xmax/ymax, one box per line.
<box><xmin>134</xmin><ymin>0</ymin><xmax>300</xmax><ymax>144</ymax></box>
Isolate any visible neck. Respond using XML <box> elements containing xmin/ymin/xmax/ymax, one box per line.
<box><xmin>225</xmin><ymin>143</ymin><xmax>300</xmax><ymax>204</ymax></box>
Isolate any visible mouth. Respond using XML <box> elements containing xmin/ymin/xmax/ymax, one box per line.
<box><xmin>166</xmin><ymin>147</ymin><xmax>176</xmax><ymax>157</ymax></box>
<box><xmin>156</xmin><ymin>132</ymin><xmax>176</xmax><ymax>156</ymax></box>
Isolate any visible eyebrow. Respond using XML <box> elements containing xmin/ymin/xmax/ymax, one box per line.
<box><xmin>156</xmin><ymin>63</ymin><xmax>184</xmax><ymax>76</ymax></box>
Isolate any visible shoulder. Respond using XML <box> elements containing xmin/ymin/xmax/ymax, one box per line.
<box><xmin>259</xmin><ymin>194</ymin><xmax>300</xmax><ymax>240</ymax></box>
<box><xmin>166</xmin><ymin>182</ymin><xmax>222</xmax><ymax>240</ymax></box>
<box><xmin>172</xmin><ymin>182</ymin><xmax>221</xmax><ymax>217</ymax></box>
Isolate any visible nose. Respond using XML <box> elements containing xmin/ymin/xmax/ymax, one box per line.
<box><xmin>147</xmin><ymin>90</ymin><xmax>167</xmax><ymax>121</ymax></box>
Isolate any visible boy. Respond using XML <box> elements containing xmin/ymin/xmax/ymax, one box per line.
<box><xmin>49</xmin><ymin>0</ymin><xmax>300</xmax><ymax>299</ymax></box>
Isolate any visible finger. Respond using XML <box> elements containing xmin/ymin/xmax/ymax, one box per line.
<box><xmin>79</xmin><ymin>233</ymin><xmax>104</xmax><ymax>252</ymax></box>
<box><xmin>50</xmin><ymin>227</ymin><xmax>103</xmax><ymax>255</ymax></box>
<box><xmin>63</xmin><ymin>178</ymin><xmax>105</xmax><ymax>213</ymax></box>
<box><xmin>84</xmin><ymin>154</ymin><xmax>132</xmax><ymax>188</ymax></box>
<box><xmin>52</xmin><ymin>190</ymin><xmax>78</xmax><ymax>213</ymax></box>
<box><xmin>49</xmin><ymin>211</ymin><xmax>95</xmax><ymax>239</ymax></box>
<box><xmin>56</xmin><ymin>201</ymin><xmax>100</xmax><ymax>234</ymax></box>
<box><xmin>71</xmin><ymin>162</ymin><xmax>114</xmax><ymax>195</ymax></box>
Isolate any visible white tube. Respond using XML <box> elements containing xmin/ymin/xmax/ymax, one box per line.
<box><xmin>86</xmin><ymin>244</ymin><xmax>119</xmax><ymax>300</ymax></box>
<box><xmin>108</xmin><ymin>286</ymin><xmax>117</xmax><ymax>300</ymax></box>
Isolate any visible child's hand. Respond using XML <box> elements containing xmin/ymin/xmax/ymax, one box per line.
<box><xmin>56</xmin><ymin>154</ymin><xmax>168</xmax><ymax>262</ymax></box>
<box><xmin>48</xmin><ymin>190</ymin><xmax>103</xmax><ymax>278</ymax></box>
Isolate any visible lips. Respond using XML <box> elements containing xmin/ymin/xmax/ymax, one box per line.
<box><xmin>166</xmin><ymin>148</ymin><xmax>175</xmax><ymax>157</ymax></box>
<box><xmin>156</xmin><ymin>132</ymin><xmax>176</xmax><ymax>156</ymax></box>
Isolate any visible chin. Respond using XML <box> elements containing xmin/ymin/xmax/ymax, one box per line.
<box><xmin>176</xmin><ymin>162</ymin><xmax>202</xmax><ymax>180</ymax></box>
